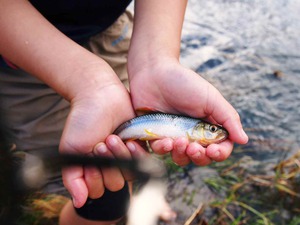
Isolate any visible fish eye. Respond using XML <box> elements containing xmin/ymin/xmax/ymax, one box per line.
<box><xmin>209</xmin><ymin>125</ymin><xmax>218</xmax><ymax>133</ymax></box>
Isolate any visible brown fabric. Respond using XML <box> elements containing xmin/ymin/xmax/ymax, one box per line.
<box><xmin>0</xmin><ymin>10</ymin><xmax>133</xmax><ymax>195</ymax></box>
<box><xmin>84</xmin><ymin>10</ymin><xmax>133</xmax><ymax>89</ymax></box>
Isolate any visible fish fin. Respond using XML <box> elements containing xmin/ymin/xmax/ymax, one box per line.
<box><xmin>139</xmin><ymin>137</ymin><xmax>150</xmax><ymax>141</ymax></box>
<box><xmin>144</xmin><ymin>129</ymin><xmax>159</xmax><ymax>139</ymax></box>
<box><xmin>135</xmin><ymin>107</ymin><xmax>161</xmax><ymax>116</ymax></box>
<box><xmin>197</xmin><ymin>139</ymin><xmax>209</xmax><ymax>147</ymax></box>
<box><xmin>186</xmin><ymin>132</ymin><xmax>193</xmax><ymax>142</ymax></box>
<box><xmin>125</xmin><ymin>138</ymin><xmax>137</xmax><ymax>141</ymax></box>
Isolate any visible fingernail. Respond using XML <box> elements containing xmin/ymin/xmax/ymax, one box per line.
<box><xmin>108</xmin><ymin>136</ymin><xmax>118</xmax><ymax>146</ymax></box>
<box><xmin>214</xmin><ymin>150</ymin><xmax>220</xmax><ymax>158</ymax></box>
<box><xmin>163</xmin><ymin>139</ymin><xmax>173</xmax><ymax>152</ymax></box>
<box><xmin>242</xmin><ymin>129</ymin><xmax>249</xmax><ymax>141</ymax></box>
<box><xmin>126</xmin><ymin>142</ymin><xmax>136</xmax><ymax>152</ymax></box>
<box><xmin>72</xmin><ymin>196</ymin><xmax>77</xmax><ymax>207</ymax></box>
<box><xmin>96</xmin><ymin>144</ymin><xmax>107</xmax><ymax>154</ymax></box>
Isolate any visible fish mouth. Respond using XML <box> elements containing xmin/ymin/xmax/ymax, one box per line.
<box><xmin>216</xmin><ymin>130</ymin><xmax>229</xmax><ymax>142</ymax></box>
<box><xmin>197</xmin><ymin>130</ymin><xmax>228</xmax><ymax>146</ymax></box>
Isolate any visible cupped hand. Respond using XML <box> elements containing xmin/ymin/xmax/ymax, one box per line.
<box><xmin>129</xmin><ymin>58</ymin><xmax>248</xmax><ymax>166</ymax></box>
<box><xmin>59</xmin><ymin>71</ymin><xmax>138</xmax><ymax>208</ymax></box>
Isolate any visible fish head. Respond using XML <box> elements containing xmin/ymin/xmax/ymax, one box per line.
<box><xmin>191</xmin><ymin>122</ymin><xmax>228</xmax><ymax>146</ymax></box>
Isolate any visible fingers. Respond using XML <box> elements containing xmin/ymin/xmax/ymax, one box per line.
<box><xmin>185</xmin><ymin>140</ymin><xmax>233</xmax><ymax>165</ymax></box>
<box><xmin>94</xmin><ymin>143</ymin><xmax>125</xmax><ymax>192</ymax></box>
<box><xmin>150</xmin><ymin>138</ymin><xmax>173</xmax><ymax>155</ymax></box>
<box><xmin>186</xmin><ymin>142</ymin><xmax>212</xmax><ymax>166</ymax></box>
<box><xmin>150</xmin><ymin>137</ymin><xmax>233</xmax><ymax>166</ymax></box>
<box><xmin>149</xmin><ymin>137</ymin><xmax>228</xmax><ymax>166</ymax></box>
<box><xmin>84</xmin><ymin>165</ymin><xmax>104</xmax><ymax>199</ymax></box>
<box><xmin>171</xmin><ymin>137</ymin><xmax>190</xmax><ymax>166</ymax></box>
<box><xmin>84</xmin><ymin>136</ymin><xmax>148</xmax><ymax>197</ymax></box>
<box><xmin>222</xmin><ymin>113</ymin><xmax>248</xmax><ymax>145</ymax></box>
<box><xmin>106</xmin><ymin>135</ymin><xmax>135</xmax><ymax>181</ymax></box>
<box><xmin>206</xmin><ymin>90</ymin><xmax>248</xmax><ymax>145</ymax></box>
<box><xmin>126</xmin><ymin>141</ymin><xmax>149</xmax><ymax>159</ymax></box>
<box><xmin>62</xmin><ymin>137</ymin><xmax>234</xmax><ymax>208</ymax></box>
<box><xmin>62</xmin><ymin>166</ymin><xmax>88</xmax><ymax>208</ymax></box>
<box><xmin>206</xmin><ymin>139</ymin><xmax>234</xmax><ymax>162</ymax></box>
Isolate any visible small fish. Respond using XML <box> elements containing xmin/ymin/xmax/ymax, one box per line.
<box><xmin>114</xmin><ymin>113</ymin><xmax>228</xmax><ymax>146</ymax></box>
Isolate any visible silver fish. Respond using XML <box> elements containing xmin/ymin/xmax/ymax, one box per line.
<box><xmin>114</xmin><ymin>113</ymin><xmax>228</xmax><ymax>146</ymax></box>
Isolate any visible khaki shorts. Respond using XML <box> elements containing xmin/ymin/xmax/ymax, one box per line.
<box><xmin>84</xmin><ymin>10</ymin><xmax>133</xmax><ymax>89</ymax></box>
<box><xmin>0</xmin><ymin>11</ymin><xmax>133</xmax><ymax>195</ymax></box>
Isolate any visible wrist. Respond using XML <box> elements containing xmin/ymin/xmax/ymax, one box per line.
<box><xmin>62</xmin><ymin>55</ymin><xmax>122</xmax><ymax>102</ymax></box>
<box><xmin>127</xmin><ymin>49</ymin><xmax>179</xmax><ymax>80</ymax></box>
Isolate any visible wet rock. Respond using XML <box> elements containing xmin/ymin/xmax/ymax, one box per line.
<box><xmin>196</xmin><ymin>58</ymin><xmax>223</xmax><ymax>73</ymax></box>
<box><xmin>273</xmin><ymin>70</ymin><xmax>284</xmax><ymax>78</ymax></box>
<box><xmin>165</xmin><ymin>167</ymin><xmax>224</xmax><ymax>225</ymax></box>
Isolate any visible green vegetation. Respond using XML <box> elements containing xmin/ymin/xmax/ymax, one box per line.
<box><xmin>184</xmin><ymin>151</ymin><xmax>300</xmax><ymax>225</ymax></box>
<box><xmin>3</xmin><ymin>149</ymin><xmax>299</xmax><ymax>225</ymax></box>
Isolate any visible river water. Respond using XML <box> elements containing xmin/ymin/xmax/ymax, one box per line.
<box><xmin>181</xmin><ymin>0</ymin><xmax>300</xmax><ymax>159</ymax></box>
<box><xmin>165</xmin><ymin>0</ymin><xmax>300</xmax><ymax>223</ymax></box>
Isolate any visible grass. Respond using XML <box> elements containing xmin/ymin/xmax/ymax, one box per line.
<box><xmin>16</xmin><ymin>193</ymin><xmax>69</xmax><ymax>225</ymax></box>
<box><xmin>183</xmin><ymin>150</ymin><xmax>300</xmax><ymax>225</ymax></box>
<box><xmin>2</xmin><ymin>149</ymin><xmax>300</xmax><ymax>225</ymax></box>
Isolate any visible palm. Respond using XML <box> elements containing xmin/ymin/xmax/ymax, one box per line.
<box><xmin>131</xmin><ymin>62</ymin><xmax>225</xmax><ymax>125</ymax></box>
<box><xmin>129</xmin><ymin>61</ymin><xmax>248</xmax><ymax>165</ymax></box>
<box><xmin>59</xmin><ymin>83</ymin><xmax>135</xmax><ymax>208</ymax></box>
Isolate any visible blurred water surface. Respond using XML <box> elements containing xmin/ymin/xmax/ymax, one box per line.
<box><xmin>166</xmin><ymin>0</ymin><xmax>300</xmax><ymax>223</ymax></box>
<box><xmin>180</xmin><ymin>0</ymin><xmax>300</xmax><ymax>157</ymax></box>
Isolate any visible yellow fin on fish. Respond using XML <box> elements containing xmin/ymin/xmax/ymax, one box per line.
<box><xmin>186</xmin><ymin>132</ymin><xmax>193</xmax><ymax>141</ymax></box>
<box><xmin>143</xmin><ymin>129</ymin><xmax>159</xmax><ymax>140</ymax></box>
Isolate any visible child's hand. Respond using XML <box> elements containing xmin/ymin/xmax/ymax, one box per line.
<box><xmin>90</xmin><ymin>135</ymin><xmax>148</xmax><ymax>198</ymax></box>
<box><xmin>59</xmin><ymin>77</ymin><xmax>137</xmax><ymax>208</ymax></box>
<box><xmin>129</xmin><ymin>58</ymin><xmax>248</xmax><ymax>166</ymax></box>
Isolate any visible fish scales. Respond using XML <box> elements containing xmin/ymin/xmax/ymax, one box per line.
<box><xmin>114</xmin><ymin>113</ymin><xmax>200</xmax><ymax>141</ymax></box>
<box><xmin>114</xmin><ymin>113</ymin><xmax>228</xmax><ymax>146</ymax></box>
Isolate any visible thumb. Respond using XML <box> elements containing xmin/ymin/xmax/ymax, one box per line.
<box><xmin>62</xmin><ymin>166</ymin><xmax>88</xmax><ymax>208</ymax></box>
<box><xmin>208</xmin><ymin>92</ymin><xmax>248</xmax><ymax>144</ymax></box>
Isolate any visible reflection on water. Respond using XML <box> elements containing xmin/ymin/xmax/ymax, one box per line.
<box><xmin>180</xmin><ymin>0</ymin><xmax>300</xmax><ymax>157</ymax></box>
<box><xmin>167</xmin><ymin>0</ymin><xmax>300</xmax><ymax>223</ymax></box>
